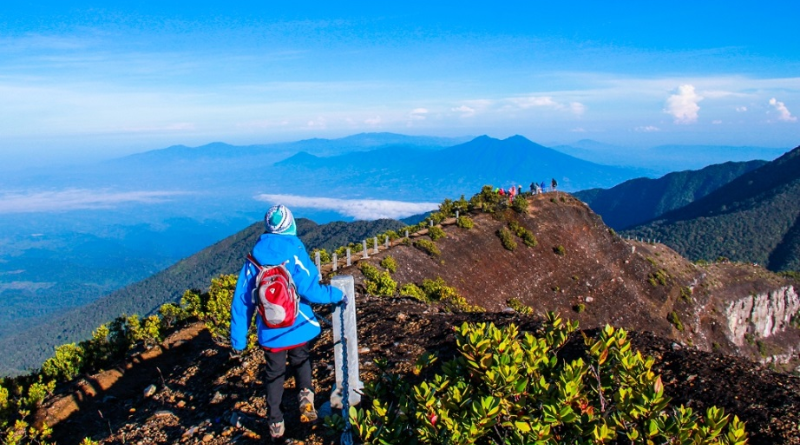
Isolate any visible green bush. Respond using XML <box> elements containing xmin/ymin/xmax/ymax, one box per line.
<box><xmin>497</xmin><ymin>227</ymin><xmax>517</xmax><ymax>251</ymax></box>
<box><xmin>507</xmin><ymin>298</ymin><xmax>534</xmax><ymax>316</ymax></box>
<box><xmin>508</xmin><ymin>221</ymin><xmax>537</xmax><ymax>247</ymax></box>
<box><xmin>399</xmin><ymin>283</ymin><xmax>429</xmax><ymax>302</ymax></box>
<box><xmin>414</xmin><ymin>239</ymin><xmax>441</xmax><ymax>257</ymax></box>
<box><xmin>311</xmin><ymin>248</ymin><xmax>331</xmax><ymax>264</ymax></box>
<box><xmin>668</xmin><ymin>311</ymin><xmax>685</xmax><ymax>332</ymax></box>
<box><xmin>360</xmin><ymin>263</ymin><xmax>397</xmax><ymax>297</ymax></box>
<box><xmin>199</xmin><ymin>274</ymin><xmax>238</xmax><ymax>340</ymax></box>
<box><xmin>159</xmin><ymin>302</ymin><xmax>188</xmax><ymax>330</ymax></box>
<box><xmin>380</xmin><ymin>255</ymin><xmax>398</xmax><ymax>273</ymax></box>
<box><xmin>428</xmin><ymin>226</ymin><xmax>446</xmax><ymax>241</ymax></box>
<box><xmin>41</xmin><ymin>343</ymin><xmax>84</xmax><ymax>382</ymax></box>
<box><xmin>511</xmin><ymin>195</ymin><xmax>529</xmax><ymax>213</ymax></box>
<box><xmin>573</xmin><ymin>303</ymin><xmax>586</xmax><ymax>313</ymax></box>
<box><xmin>553</xmin><ymin>245</ymin><xmax>566</xmax><ymax>256</ymax></box>
<box><xmin>349</xmin><ymin>315</ymin><xmax>747</xmax><ymax>445</ymax></box>
<box><xmin>649</xmin><ymin>270</ymin><xmax>669</xmax><ymax>287</ymax></box>
<box><xmin>455</xmin><ymin>215</ymin><xmax>474</xmax><ymax>229</ymax></box>
<box><xmin>421</xmin><ymin>277</ymin><xmax>483</xmax><ymax>313</ymax></box>
<box><xmin>469</xmin><ymin>185</ymin><xmax>503</xmax><ymax>213</ymax></box>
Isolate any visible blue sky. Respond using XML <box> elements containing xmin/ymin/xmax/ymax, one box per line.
<box><xmin>1</xmin><ymin>1</ymin><xmax>799</xmax><ymax>166</ymax></box>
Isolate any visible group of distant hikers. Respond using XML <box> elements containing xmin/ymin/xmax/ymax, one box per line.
<box><xmin>228</xmin><ymin>178</ymin><xmax>561</xmax><ymax>439</ymax></box>
<box><xmin>494</xmin><ymin>178</ymin><xmax>559</xmax><ymax>200</ymax></box>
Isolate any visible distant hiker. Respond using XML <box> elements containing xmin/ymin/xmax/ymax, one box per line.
<box><xmin>518</xmin><ymin>185</ymin><xmax>523</xmax><ymax>196</ymax></box>
<box><xmin>230</xmin><ymin>204</ymin><xmax>346</xmax><ymax>440</ymax></box>
<box><xmin>530</xmin><ymin>182</ymin><xmax>536</xmax><ymax>194</ymax></box>
<box><xmin>551</xmin><ymin>178</ymin><xmax>558</xmax><ymax>191</ymax></box>
<box><xmin>541</xmin><ymin>181</ymin><xmax>547</xmax><ymax>193</ymax></box>
<box><xmin>498</xmin><ymin>188</ymin><xmax>505</xmax><ymax>196</ymax></box>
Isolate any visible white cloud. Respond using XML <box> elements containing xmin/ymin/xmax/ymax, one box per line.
<box><xmin>769</xmin><ymin>98</ymin><xmax>797</xmax><ymax>122</ymax></box>
<box><xmin>364</xmin><ymin>116</ymin><xmax>382</xmax><ymax>125</ymax></box>
<box><xmin>0</xmin><ymin>189</ymin><xmax>186</xmax><ymax>214</ymax></box>
<box><xmin>254</xmin><ymin>194</ymin><xmax>437</xmax><ymax>220</ymax></box>
<box><xmin>712</xmin><ymin>120</ymin><xmax>722</xmax><ymax>124</ymax></box>
<box><xmin>508</xmin><ymin>96</ymin><xmax>585</xmax><ymax>116</ymax></box>
<box><xmin>664</xmin><ymin>84</ymin><xmax>703</xmax><ymax>124</ymax></box>
<box><xmin>571</xmin><ymin>127</ymin><xmax>586</xmax><ymax>133</ymax></box>
<box><xmin>569</xmin><ymin>102</ymin><xmax>586</xmax><ymax>116</ymax></box>
<box><xmin>306</xmin><ymin>117</ymin><xmax>328</xmax><ymax>128</ymax></box>
<box><xmin>511</xmin><ymin>96</ymin><xmax>559</xmax><ymax>108</ymax></box>
<box><xmin>409</xmin><ymin>108</ymin><xmax>428</xmax><ymax>120</ymax></box>
<box><xmin>735</xmin><ymin>106</ymin><xmax>748</xmax><ymax>112</ymax></box>
<box><xmin>451</xmin><ymin>105</ymin><xmax>475</xmax><ymax>117</ymax></box>
<box><xmin>634</xmin><ymin>125</ymin><xmax>660</xmax><ymax>132</ymax></box>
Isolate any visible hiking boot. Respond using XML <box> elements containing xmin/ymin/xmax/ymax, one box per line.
<box><xmin>269</xmin><ymin>420</ymin><xmax>285</xmax><ymax>439</ymax></box>
<box><xmin>298</xmin><ymin>388</ymin><xmax>317</xmax><ymax>422</ymax></box>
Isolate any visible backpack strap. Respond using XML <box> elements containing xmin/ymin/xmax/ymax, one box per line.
<box><xmin>246</xmin><ymin>253</ymin><xmax>261</xmax><ymax>268</ymax></box>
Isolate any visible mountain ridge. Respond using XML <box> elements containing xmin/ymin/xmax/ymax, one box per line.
<box><xmin>625</xmin><ymin>145</ymin><xmax>800</xmax><ymax>271</ymax></box>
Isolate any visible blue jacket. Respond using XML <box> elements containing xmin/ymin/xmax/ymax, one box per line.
<box><xmin>230</xmin><ymin>233</ymin><xmax>344</xmax><ymax>351</ymax></box>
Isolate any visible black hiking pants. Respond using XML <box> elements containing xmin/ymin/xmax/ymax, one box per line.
<box><xmin>264</xmin><ymin>343</ymin><xmax>312</xmax><ymax>424</ymax></box>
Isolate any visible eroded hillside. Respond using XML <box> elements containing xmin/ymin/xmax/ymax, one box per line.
<box><xmin>342</xmin><ymin>193</ymin><xmax>800</xmax><ymax>368</ymax></box>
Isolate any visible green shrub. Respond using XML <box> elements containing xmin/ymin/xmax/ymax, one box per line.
<box><xmin>508</xmin><ymin>221</ymin><xmax>537</xmax><ymax>247</ymax></box>
<box><xmin>680</xmin><ymin>287</ymin><xmax>693</xmax><ymax>303</ymax></box>
<box><xmin>553</xmin><ymin>245</ymin><xmax>566</xmax><ymax>256</ymax></box>
<box><xmin>511</xmin><ymin>195</ymin><xmax>529</xmax><ymax>213</ymax></box>
<box><xmin>311</xmin><ymin>248</ymin><xmax>331</xmax><ymax>264</ymax></box>
<box><xmin>421</xmin><ymin>277</ymin><xmax>483</xmax><ymax>312</ymax></box>
<box><xmin>455</xmin><ymin>215</ymin><xmax>474</xmax><ymax>229</ymax></box>
<box><xmin>649</xmin><ymin>270</ymin><xmax>669</xmax><ymax>287</ymax></box>
<box><xmin>469</xmin><ymin>185</ymin><xmax>503</xmax><ymax>213</ymax></box>
<box><xmin>507</xmin><ymin>298</ymin><xmax>534</xmax><ymax>316</ymax></box>
<box><xmin>414</xmin><ymin>239</ymin><xmax>441</xmax><ymax>257</ymax></box>
<box><xmin>41</xmin><ymin>343</ymin><xmax>84</xmax><ymax>382</ymax></box>
<box><xmin>497</xmin><ymin>227</ymin><xmax>517</xmax><ymax>251</ymax></box>
<box><xmin>573</xmin><ymin>303</ymin><xmax>586</xmax><ymax>313</ymax></box>
<box><xmin>428</xmin><ymin>226</ymin><xmax>446</xmax><ymax>241</ymax></box>
<box><xmin>159</xmin><ymin>302</ymin><xmax>188</xmax><ymax>330</ymax></box>
<box><xmin>380</xmin><ymin>255</ymin><xmax>398</xmax><ymax>273</ymax></box>
<box><xmin>22</xmin><ymin>377</ymin><xmax>55</xmax><ymax>409</ymax></box>
<box><xmin>399</xmin><ymin>283</ymin><xmax>428</xmax><ymax>302</ymax></box>
<box><xmin>668</xmin><ymin>311</ymin><xmax>685</xmax><ymax>331</ymax></box>
<box><xmin>350</xmin><ymin>315</ymin><xmax>747</xmax><ymax>445</ymax></box>
<box><xmin>360</xmin><ymin>263</ymin><xmax>397</xmax><ymax>297</ymax></box>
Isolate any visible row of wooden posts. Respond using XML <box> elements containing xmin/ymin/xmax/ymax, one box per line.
<box><xmin>313</xmin><ymin>211</ymin><xmax>463</xmax><ymax>278</ymax></box>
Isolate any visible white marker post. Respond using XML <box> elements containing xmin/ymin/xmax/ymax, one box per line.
<box><xmin>330</xmin><ymin>275</ymin><xmax>362</xmax><ymax>408</ymax></box>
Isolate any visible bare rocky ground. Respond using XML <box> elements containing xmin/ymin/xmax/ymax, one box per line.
<box><xmin>39</xmin><ymin>193</ymin><xmax>800</xmax><ymax>444</ymax></box>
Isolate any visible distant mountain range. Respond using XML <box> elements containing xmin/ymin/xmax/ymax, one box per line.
<box><xmin>574</xmin><ymin>160</ymin><xmax>767</xmax><ymax>229</ymax></box>
<box><xmin>624</xmin><ymin>145</ymin><xmax>800</xmax><ymax>271</ymax></box>
<box><xmin>555</xmin><ymin>139</ymin><xmax>785</xmax><ymax>175</ymax></box>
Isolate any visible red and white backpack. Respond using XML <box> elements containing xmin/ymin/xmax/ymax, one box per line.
<box><xmin>247</xmin><ymin>254</ymin><xmax>300</xmax><ymax>328</ymax></box>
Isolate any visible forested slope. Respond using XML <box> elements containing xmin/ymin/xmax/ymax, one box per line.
<box><xmin>574</xmin><ymin>160</ymin><xmax>766</xmax><ymax>229</ymax></box>
<box><xmin>624</xmin><ymin>146</ymin><xmax>800</xmax><ymax>270</ymax></box>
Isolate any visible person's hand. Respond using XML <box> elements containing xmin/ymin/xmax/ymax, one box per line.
<box><xmin>338</xmin><ymin>292</ymin><xmax>348</xmax><ymax>309</ymax></box>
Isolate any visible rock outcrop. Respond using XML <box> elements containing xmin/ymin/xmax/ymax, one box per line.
<box><xmin>726</xmin><ymin>286</ymin><xmax>800</xmax><ymax>346</ymax></box>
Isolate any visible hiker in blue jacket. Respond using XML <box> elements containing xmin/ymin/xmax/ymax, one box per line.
<box><xmin>230</xmin><ymin>204</ymin><xmax>345</xmax><ymax>440</ymax></box>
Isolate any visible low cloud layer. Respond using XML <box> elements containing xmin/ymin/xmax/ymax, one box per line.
<box><xmin>255</xmin><ymin>194</ymin><xmax>438</xmax><ymax>220</ymax></box>
<box><xmin>769</xmin><ymin>98</ymin><xmax>797</xmax><ymax>122</ymax></box>
<box><xmin>664</xmin><ymin>84</ymin><xmax>703</xmax><ymax>124</ymax></box>
<box><xmin>0</xmin><ymin>189</ymin><xmax>186</xmax><ymax>214</ymax></box>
